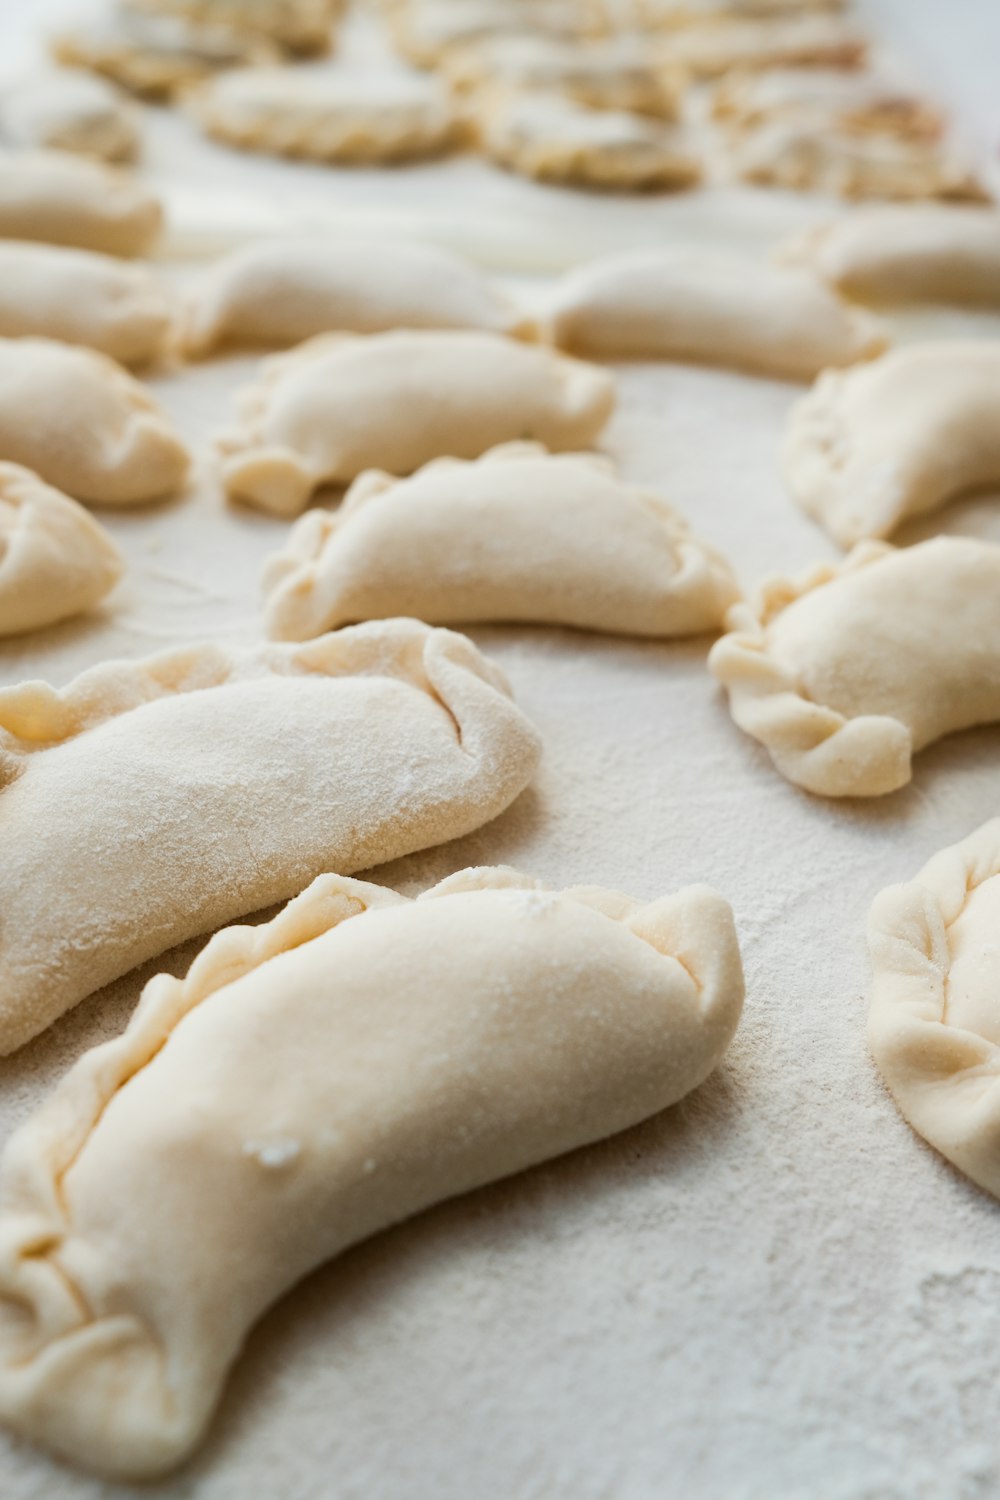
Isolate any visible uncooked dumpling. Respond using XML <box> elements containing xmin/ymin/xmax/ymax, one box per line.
<box><xmin>261</xmin><ymin>443</ymin><xmax>740</xmax><ymax>639</ymax></box>
<box><xmin>0</xmin><ymin>68</ymin><xmax>139</xmax><ymax>162</ymax></box>
<box><xmin>659</xmin><ymin>15</ymin><xmax>866</xmax><ymax>79</ymax></box>
<box><xmin>0</xmin><ymin>864</ymin><xmax>743</xmax><ymax>1478</ymax></box>
<box><xmin>0</xmin><ymin>463</ymin><xmax>123</xmax><ymax>636</ymax></box>
<box><xmin>54</xmin><ymin>10</ymin><xmax>281</xmax><ymax>99</ymax></box>
<box><xmin>125</xmin><ymin>0</ymin><xmax>340</xmax><ymax>54</ymax></box>
<box><xmin>0</xmin><ymin>619</ymin><xmax>540</xmax><ymax>1053</ymax></box>
<box><xmin>390</xmin><ymin>0</ymin><xmax>598</xmax><ymax>68</ymax></box>
<box><xmin>708</xmin><ymin>537</ymin><xmax>1000</xmax><ymax>797</ymax></box>
<box><xmin>712</xmin><ymin>67</ymin><xmax>943</xmax><ymax>141</ymax></box>
<box><xmin>444</xmin><ymin>33</ymin><xmax>680</xmax><ymax>119</ymax></box>
<box><xmin>220</xmin><ymin>329</ymin><xmax>616</xmax><ymax>516</ymax></box>
<box><xmin>0</xmin><ymin>147</ymin><xmax>161</xmax><ymax>256</ymax></box>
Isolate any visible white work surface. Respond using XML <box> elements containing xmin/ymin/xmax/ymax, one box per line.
<box><xmin>2</xmin><ymin>5</ymin><xmax>1000</xmax><ymax>1499</ymax></box>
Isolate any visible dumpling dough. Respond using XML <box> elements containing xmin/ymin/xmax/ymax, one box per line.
<box><xmin>125</xmin><ymin>0</ymin><xmax>340</xmax><ymax>55</ymax></box>
<box><xmin>54</xmin><ymin>11</ymin><xmax>281</xmax><ymax>99</ymax></box>
<box><xmin>868</xmin><ymin>820</ymin><xmax>1000</xmax><ymax>1200</ymax></box>
<box><xmin>730</xmin><ymin>121</ymin><xmax>987</xmax><ymax>201</ymax></box>
<box><xmin>476</xmin><ymin>89</ymin><xmax>701</xmax><ymax>191</ymax></box>
<box><xmin>444</xmin><ymin>34</ymin><xmax>681</xmax><ymax>119</ymax></box>
<box><xmin>220</xmin><ymin>329</ymin><xmax>616</xmax><ymax>516</ymax></box>
<box><xmin>708</xmin><ymin>537</ymin><xmax>1000</xmax><ymax>797</ymax></box>
<box><xmin>638</xmin><ymin>0</ymin><xmax>846</xmax><ymax>23</ymax></box>
<box><xmin>0</xmin><ymin>68</ymin><xmax>139</xmax><ymax>162</ymax></box>
<box><xmin>0</xmin><ymin>619</ymin><xmax>539</xmax><ymax>1054</ymax></box>
<box><xmin>548</xmin><ymin>248</ymin><xmax>887</xmax><ymax>378</ymax></box>
<box><xmin>711</xmin><ymin>67</ymin><xmax>943</xmax><ymax>141</ymax></box>
<box><xmin>188</xmin><ymin>67</ymin><xmax>462</xmax><ymax>164</ymax></box>
<box><xmin>0</xmin><ymin>463</ymin><xmax>123</xmax><ymax>637</ymax></box>
<box><xmin>0</xmin><ymin>242</ymin><xmax>172</xmax><ymax>366</ymax></box>
<box><xmin>783</xmin><ymin>341</ymin><xmax>1000</xmax><ymax>546</ymax></box>
<box><xmin>0</xmin><ymin>338</ymin><xmax>188</xmax><ymax>506</ymax></box>
<box><xmin>0</xmin><ymin>864</ymin><xmax>743</xmax><ymax>1479</ymax></box>
<box><xmin>389</xmin><ymin>0</ymin><xmax>599</xmax><ymax>68</ymax></box>
<box><xmin>659</xmin><ymin>16</ymin><xmax>867</xmax><ymax>79</ymax></box>
<box><xmin>0</xmin><ymin>147</ymin><xmax>162</xmax><ymax>257</ymax></box>
<box><xmin>261</xmin><ymin>442</ymin><xmax>740</xmax><ymax>640</ymax></box>
<box><xmin>778</xmin><ymin>205</ymin><xmax>1000</xmax><ymax>307</ymax></box>
<box><xmin>180</xmin><ymin>237</ymin><xmax>532</xmax><ymax>356</ymax></box>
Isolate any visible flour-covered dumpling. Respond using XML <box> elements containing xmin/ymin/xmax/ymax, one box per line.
<box><xmin>188</xmin><ymin>66</ymin><xmax>462</xmax><ymax>163</ymax></box>
<box><xmin>0</xmin><ymin>338</ymin><xmax>187</xmax><ymax>505</ymax></box>
<box><xmin>868</xmin><ymin>820</ymin><xmax>1000</xmax><ymax>1199</ymax></box>
<box><xmin>444</xmin><ymin>33</ymin><xmax>681</xmax><ymax>119</ymax></box>
<box><xmin>0</xmin><ymin>68</ymin><xmax>139</xmax><ymax>162</ymax></box>
<box><xmin>125</xmin><ymin>0</ymin><xmax>340</xmax><ymax>54</ymax></box>
<box><xmin>779</xmin><ymin>205</ymin><xmax>1000</xmax><ymax>307</ymax></box>
<box><xmin>221</xmin><ymin>329</ymin><xmax>615</xmax><ymax>516</ymax></box>
<box><xmin>712</xmin><ymin>67</ymin><xmax>943</xmax><ymax>141</ymax></box>
<box><xmin>477</xmin><ymin>88</ymin><xmax>701</xmax><ymax>191</ymax></box>
<box><xmin>54</xmin><ymin>10</ymin><xmax>281</xmax><ymax>99</ymax></box>
<box><xmin>181</xmin><ymin>237</ymin><xmax>531</xmax><ymax>356</ymax></box>
<box><xmin>0</xmin><ymin>620</ymin><xmax>539</xmax><ymax>1054</ymax></box>
<box><xmin>390</xmin><ymin>0</ymin><xmax>599</xmax><ymax>67</ymax></box>
<box><xmin>784</xmin><ymin>341</ymin><xmax>1000</xmax><ymax>546</ymax></box>
<box><xmin>659</xmin><ymin>15</ymin><xmax>867</xmax><ymax>79</ymax></box>
<box><xmin>262</xmin><ymin>443</ymin><xmax>739</xmax><ymax>640</ymax></box>
<box><xmin>0</xmin><ymin>242</ymin><xmax>172</xmax><ymax>365</ymax></box>
<box><xmin>548</xmin><ymin>248</ymin><xmax>887</xmax><ymax>378</ymax></box>
<box><xmin>0</xmin><ymin>147</ymin><xmax>161</xmax><ymax>256</ymax></box>
<box><xmin>639</xmin><ymin>0</ymin><xmax>847</xmax><ymax>24</ymax></box>
<box><xmin>0</xmin><ymin>463</ymin><xmax>123</xmax><ymax>637</ymax></box>
<box><xmin>0</xmin><ymin>864</ymin><xmax>742</xmax><ymax>1478</ymax></box>
<box><xmin>709</xmin><ymin>537</ymin><xmax>1000</xmax><ymax>797</ymax></box>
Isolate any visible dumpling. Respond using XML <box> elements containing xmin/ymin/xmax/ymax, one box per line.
<box><xmin>124</xmin><ymin>0</ymin><xmax>341</xmax><ymax>55</ymax></box>
<box><xmin>778</xmin><ymin>204</ymin><xmax>1000</xmax><ymax>307</ymax></box>
<box><xmin>783</xmin><ymin>341</ymin><xmax>1000</xmax><ymax>546</ymax></box>
<box><xmin>0</xmin><ymin>242</ymin><xmax>172</xmax><ymax>365</ymax></box>
<box><xmin>53</xmin><ymin>11</ymin><xmax>281</xmax><ymax>99</ymax></box>
<box><xmin>711</xmin><ymin>67</ymin><xmax>944</xmax><ymax>141</ymax></box>
<box><xmin>637</xmin><ymin>0</ymin><xmax>847</xmax><ymax>23</ymax></box>
<box><xmin>658</xmin><ymin>15</ymin><xmax>867</xmax><ymax>79</ymax></box>
<box><xmin>0</xmin><ymin>864</ymin><xmax>742</xmax><ymax>1478</ymax></box>
<box><xmin>180</xmin><ymin>237</ymin><xmax>532</xmax><ymax>356</ymax></box>
<box><xmin>0</xmin><ymin>68</ymin><xmax>139</xmax><ymax>162</ymax></box>
<box><xmin>0</xmin><ymin>147</ymin><xmax>162</xmax><ymax>256</ymax></box>
<box><xmin>0</xmin><ymin>338</ymin><xmax>188</xmax><ymax>505</ymax></box>
<box><xmin>261</xmin><ymin>442</ymin><xmax>740</xmax><ymax>639</ymax></box>
<box><xmin>443</xmin><ymin>33</ymin><xmax>681</xmax><ymax>119</ymax></box>
<box><xmin>220</xmin><ymin>329</ymin><xmax>615</xmax><ymax>516</ymax></box>
<box><xmin>708</xmin><ymin>537</ymin><xmax>1000</xmax><ymax>797</ymax></box>
<box><xmin>389</xmin><ymin>0</ymin><xmax>599</xmax><ymax>68</ymax></box>
<box><xmin>188</xmin><ymin>66</ymin><xmax>463</xmax><ymax>164</ymax></box>
<box><xmin>0</xmin><ymin>619</ymin><xmax>540</xmax><ymax>1053</ymax></box>
<box><xmin>0</xmin><ymin>463</ymin><xmax>123</xmax><ymax>636</ymax></box>
<box><xmin>548</xmin><ymin>248</ymin><xmax>887</xmax><ymax>378</ymax></box>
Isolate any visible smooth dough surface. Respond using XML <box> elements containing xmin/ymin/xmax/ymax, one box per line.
<box><xmin>659</xmin><ymin>15</ymin><xmax>866</xmax><ymax>78</ymax></box>
<box><xmin>548</xmin><ymin>248</ymin><xmax>887</xmax><ymax>378</ymax></box>
<box><xmin>0</xmin><ymin>619</ymin><xmax>540</xmax><ymax>1054</ymax></box>
<box><xmin>220</xmin><ymin>329</ymin><xmax>616</xmax><ymax>516</ymax></box>
<box><xmin>778</xmin><ymin>205</ymin><xmax>1000</xmax><ymax>306</ymax></box>
<box><xmin>0</xmin><ymin>338</ymin><xmax>187</xmax><ymax>506</ymax></box>
<box><xmin>868</xmin><ymin>820</ymin><xmax>1000</xmax><ymax>1200</ymax></box>
<box><xmin>181</xmin><ymin>237</ymin><xmax>531</xmax><ymax>355</ymax></box>
<box><xmin>0</xmin><ymin>864</ymin><xmax>743</xmax><ymax>1478</ymax></box>
<box><xmin>712</xmin><ymin>67</ymin><xmax>943</xmax><ymax>141</ymax></box>
<box><xmin>0</xmin><ymin>463</ymin><xmax>123</xmax><ymax>637</ymax></box>
<box><xmin>261</xmin><ymin>443</ymin><xmax>740</xmax><ymax>640</ymax></box>
<box><xmin>0</xmin><ymin>242</ymin><xmax>172</xmax><ymax>366</ymax></box>
<box><xmin>0</xmin><ymin>147</ymin><xmax>161</xmax><ymax>256</ymax></box>
<box><xmin>783</xmin><ymin>340</ymin><xmax>1000</xmax><ymax>546</ymax></box>
<box><xmin>708</xmin><ymin>537</ymin><xmax>1000</xmax><ymax>798</ymax></box>
<box><xmin>54</xmin><ymin>12</ymin><xmax>281</xmax><ymax>99</ymax></box>
<box><xmin>188</xmin><ymin>66</ymin><xmax>462</xmax><ymax>163</ymax></box>
<box><xmin>444</xmin><ymin>34</ymin><xmax>680</xmax><ymax>119</ymax></box>
<box><xmin>0</xmin><ymin>68</ymin><xmax>139</xmax><ymax>162</ymax></box>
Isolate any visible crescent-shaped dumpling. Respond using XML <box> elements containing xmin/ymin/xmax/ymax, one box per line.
<box><xmin>0</xmin><ymin>147</ymin><xmax>161</xmax><ymax>256</ymax></box>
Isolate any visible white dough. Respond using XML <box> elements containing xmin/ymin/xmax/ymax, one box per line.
<box><xmin>0</xmin><ymin>147</ymin><xmax>161</xmax><ymax>256</ymax></box>
<box><xmin>0</xmin><ymin>68</ymin><xmax>138</xmax><ymax>162</ymax></box>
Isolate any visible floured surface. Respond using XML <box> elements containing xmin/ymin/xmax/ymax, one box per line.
<box><xmin>1</xmin><ymin>4</ymin><xmax>1000</xmax><ymax>1499</ymax></box>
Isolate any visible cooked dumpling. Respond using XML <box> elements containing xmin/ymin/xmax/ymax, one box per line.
<box><xmin>0</xmin><ymin>147</ymin><xmax>161</xmax><ymax>256</ymax></box>
<box><xmin>261</xmin><ymin>443</ymin><xmax>740</xmax><ymax>639</ymax></box>
<box><xmin>783</xmin><ymin>341</ymin><xmax>1000</xmax><ymax>546</ymax></box>
<box><xmin>180</xmin><ymin>237</ymin><xmax>531</xmax><ymax>355</ymax></box>
<box><xmin>54</xmin><ymin>10</ymin><xmax>281</xmax><ymax>99</ymax></box>
<box><xmin>0</xmin><ymin>242</ymin><xmax>172</xmax><ymax>365</ymax></box>
<box><xmin>0</xmin><ymin>619</ymin><xmax>539</xmax><ymax>1053</ymax></box>
<box><xmin>548</xmin><ymin>248</ymin><xmax>887</xmax><ymax>378</ymax></box>
<box><xmin>0</xmin><ymin>864</ymin><xmax>742</xmax><ymax>1477</ymax></box>
<box><xmin>0</xmin><ymin>337</ymin><xmax>187</xmax><ymax>505</ymax></box>
<box><xmin>0</xmin><ymin>463</ymin><xmax>123</xmax><ymax>636</ymax></box>
<box><xmin>709</xmin><ymin>537</ymin><xmax>1000</xmax><ymax>797</ymax></box>
<box><xmin>0</xmin><ymin>68</ymin><xmax>139</xmax><ymax>162</ymax></box>
<box><xmin>220</xmin><ymin>329</ymin><xmax>615</xmax><ymax>516</ymax></box>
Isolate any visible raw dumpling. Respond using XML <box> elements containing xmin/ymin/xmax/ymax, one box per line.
<box><xmin>220</xmin><ymin>329</ymin><xmax>616</xmax><ymax>516</ymax></box>
<box><xmin>0</xmin><ymin>338</ymin><xmax>188</xmax><ymax>505</ymax></box>
<box><xmin>0</xmin><ymin>619</ymin><xmax>539</xmax><ymax>1054</ymax></box>
<box><xmin>0</xmin><ymin>68</ymin><xmax>139</xmax><ymax>162</ymax></box>
<box><xmin>180</xmin><ymin>237</ymin><xmax>532</xmax><ymax>356</ymax></box>
<box><xmin>54</xmin><ymin>11</ymin><xmax>281</xmax><ymax>99</ymax></box>
<box><xmin>188</xmin><ymin>66</ymin><xmax>463</xmax><ymax>163</ymax></box>
<box><xmin>711</xmin><ymin>67</ymin><xmax>944</xmax><ymax>141</ymax></box>
<box><xmin>783</xmin><ymin>341</ymin><xmax>1000</xmax><ymax>546</ymax></box>
<box><xmin>476</xmin><ymin>88</ymin><xmax>701</xmax><ymax>191</ymax></box>
<box><xmin>389</xmin><ymin>0</ymin><xmax>599</xmax><ymax>68</ymax></box>
<box><xmin>659</xmin><ymin>16</ymin><xmax>867</xmax><ymax>79</ymax></box>
<box><xmin>0</xmin><ymin>242</ymin><xmax>172</xmax><ymax>366</ymax></box>
<box><xmin>0</xmin><ymin>864</ymin><xmax>743</xmax><ymax>1478</ymax></box>
<box><xmin>778</xmin><ymin>205</ymin><xmax>1000</xmax><ymax>307</ymax></box>
<box><xmin>708</xmin><ymin>537</ymin><xmax>1000</xmax><ymax>798</ymax></box>
<box><xmin>868</xmin><ymin>820</ymin><xmax>1000</xmax><ymax>1200</ymax></box>
<box><xmin>548</xmin><ymin>248</ymin><xmax>887</xmax><ymax>378</ymax></box>
<box><xmin>261</xmin><ymin>442</ymin><xmax>740</xmax><ymax>640</ymax></box>
<box><xmin>637</xmin><ymin>0</ymin><xmax>846</xmax><ymax>23</ymax></box>
<box><xmin>444</xmin><ymin>34</ymin><xmax>681</xmax><ymax>119</ymax></box>
<box><xmin>125</xmin><ymin>0</ymin><xmax>340</xmax><ymax>55</ymax></box>
<box><xmin>0</xmin><ymin>147</ymin><xmax>161</xmax><ymax>256</ymax></box>
<box><xmin>0</xmin><ymin>463</ymin><xmax>123</xmax><ymax>636</ymax></box>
